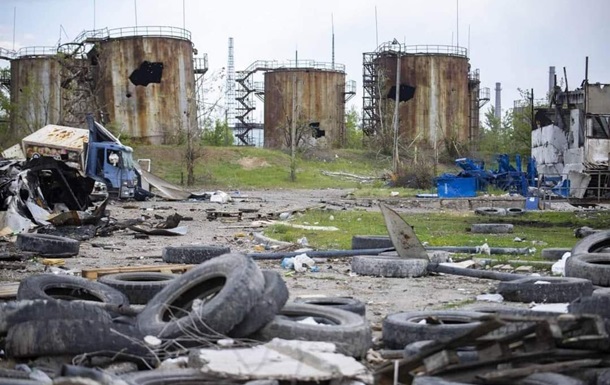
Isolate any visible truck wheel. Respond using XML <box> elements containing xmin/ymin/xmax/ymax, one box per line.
<box><xmin>17</xmin><ymin>274</ymin><xmax>129</xmax><ymax>307</ymax></box>
<box><xmin>565</xmin><ymin>253</ymin><xmax>610</xmax><ymax>286</ymax></box>
<box><xmin>98</xmin><ymin>272</ymin><xmax>176</xmax><ymax>305</ymax></box>
<box><xmin>162</xmin><ymin>245</ymin><xmax>230</xmax><ymax>264</ymax></box>
<box><xmin>15</xmin><ymin>233</ymin><xmax>79</xmax><ymax>257</ymax></box>
<box><xmin>571</xmin><ymin>230</ymin><xmax>610</xmax><ymax>255</ymax></box>
<box><xmin>474</xmin><ymin>207</ymin><xmax>506</xmax><ymax>216</ymax></box>
<box><xmin>541</xmin><ymin>248</ymin><xmax>571</xmax><ymax>260</ymax></box>
<box><xmin>470</xmin><ymin>223</ymin><xmax>514</xmax><ymax>234</ymax></box>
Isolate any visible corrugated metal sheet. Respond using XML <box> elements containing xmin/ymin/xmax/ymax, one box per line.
<box><xmin>10</xmin><ymin>57</ymin><xmax>62</xmax><ymax>137</ymax></box>
<box><xmin>22</xmin><ymin>125</ymin><xmax>88</xmax><ymax>151</ymax></box>
<box><xmin>376</xmin><ymin>54</ymin><xmax>471</xmax><ymax>144</ymax></box>
<box><xmin>96</xmin><ymin>37</ymin><xmax>196</xmax><ymax>144</ymax></box>
<box><xmin>264</xmin><ymin>69</ymin><xmax>345</xmax><ymax>149</ymax></box>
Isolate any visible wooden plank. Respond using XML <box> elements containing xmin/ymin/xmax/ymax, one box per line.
<box><xmin>81</xmin><ymin>264</ymin><xmax>195</xmax><ymax>280</ymax></box>
<box><xmin>0</xmin><ymin>282</ymin><xmax>19</xmax><ymax>300</ymax></box>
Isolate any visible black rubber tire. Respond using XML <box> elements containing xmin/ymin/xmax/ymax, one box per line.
<box><xmin>228</xmin><ymin>270</ymin><xmax>289</xmax><ymax>338</ymax></box>
<box><xmin>593</xmin><ymin>287</ymin><xmax>610</xmax><ymax>297</ymax></box>
<box><xmin>120</xmin><ymin>368</ymin><xmax>242</xmax><ymax>384</ymax></box>
<box><xmin>474</xmin><ymin>207</ymin><xmax>506</xmax><ymax>216</ymax></box>
<box><xmin>5</xmin><ymin>318</ymin><xmax>148</xmax><ymax>359</ymax></box>
<box><xmin>137</xmin><ymin>253</ymin><xmax>265</xmax><ymax>338</ymax></box>
<box><xmin>17</xmin><ymin>274</ymin><xmax>129</xmax><ymax>306</ymax></box>
<box><xmin>382</xmin><ymin>311</ymin><xmax>486</xmax><ymax>349</ymax></box>
<box><xmin>293</xmin><ymin>296</ymin><xmax>366</xmax><ymax>316</ymax></box>
<box><xmin>0</xmin><ymin>380</ymin><xmax>40</xmax><ymax>385</ymax></box>
<box><xmin>0</xmin><ymin>299</ymin><xmax>112</xmax><ymax>334</ymax></box>
<box><xmin>505</xmin><ymin>207</ymin><xmax>525</xmax><ymax>216</ymax></box>
<box><xmin>161</xmin><ymin>245</ymin><xmax>230</xmax><ymax>264</ymax></box>
<box><xmin>351</xmin><ymin>235</ymin><xmax>393</xmax><ymax>250</ymax></box>
<box><xmin>15</xmin><ymin>233</ymin><xmax>80</xmax><ymax>257</ymax></box>
<box><xmin>565</xmin><ymin>253</ymin><xmax>610</xmax><ymax>286</ymax></box>
<box><xmin>403</xmin><ymin>340</ymin><xmax>479</xmax><ymax>363</ymax></box>
<box><xmin>516</xmin><ymin>372</ymin><xmax>585</xmax><ymax>385</ymax></box>
<box><xmin>541</xmin><ymin>248</ymin><xmax>571</xmax><ymax>261</ymax></box>
<box><xmin>257</xmin><ymin>302</ymin><xmax>371</xmax><ymax>358</ymax></box>
<box><xmin>0</xmin><ymin>369</ymin><xmax>33</xmax><ymax>380</ymax></box>
<box><xmin>351</xmin><ymin>255</ymin><xmax>428</xmax><ymax>278</ymax></box>
<box><xmin>571</xmin><ymin>230</ymin><xmax>610</xmax><ymax>255</ymax></box>
<box><xmin>98</xmin><ymin>272</ymin><xmax>176</xmax><ymax>305</ymax></box>
<box><xmin>497</xmin><ymin>276</ymin><xmax>593</xmax><ymax>303</ymax></box>
<box><xmin>470</xmin><ymin>223</ymin><xmax>514</xmax><ymax>234</ymax></box>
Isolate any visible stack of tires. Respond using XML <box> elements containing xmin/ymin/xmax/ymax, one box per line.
<box><xmin>566</xmin><ymin>230</ymin><xmax>610</xmax><ymax>287</ymax></box>
<box><xmin>0</xmin><ymin>251</ymin><xmax>372</xmax><ymax>382</ymax></box>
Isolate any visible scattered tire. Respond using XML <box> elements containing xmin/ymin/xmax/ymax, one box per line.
<box><xmin>565</xmin><ymin>253</ymin><xmax>610</xmax><ymax>286</ymax></box>
<box><xmin>517</xmin><ymin>372</ymin><xmax>586</xmax><ymax>385</ymax></box>
<box><xmin>505</xmin><ymin>207</ymin><xmax>525</xmax><ymax>216</ymax></box>
<box><xmin>593</xmin><ymin>287</ymin><xmax>610</xmax><ymax>297</ymax></box>
<box><xmin>0</xmin><ymin>299</ymin><xmax>112</xmax><ymax>334</ymax></box>
<box><xmin>137</xmin><ymin>253</ymin><xmax>265</xmax><ymax>338</ymax></box>
<box><xmin>351</xmin><ymin>235</ymin><xmax>393</xmax><ymax>250</ymax></box>
<box><xmin>228</xmin><ymin>270</ymin><xmax>289</xmax><ymax>338</ymax></box>
<box><xmin>257</xmin><ymin>302</ymin><xmax>371</xmax><ymax>358</ymax></box>
<box><xmin>470</xmin><ymin>223</ymin><xmax>514</xmax><ymax>234</ymax></box>
<box><xmin>497</xmin><ymin>276</ymin><xmax>593</xmax><ymax>303</ymax></box>
<box><xmin>474</xmin><ymin>207</ymin><xmax>506</xmax><ymax>216</ymax></box>
<box><xmin>293</xmin><ymin>296</ymin><xmax>366</xmax><ymax>316</ymax></box>
<box><xmin>541</xmin><ymin>248</ymin><xmax>571</xmax><ymax>261</ymax></box>
<box><xmin>161</xmin><ymin>245</ymin><xmax>230</xmax><ymax>264</ymax></box>
<box><xmin>98</xmin><ymin>272</ymin><xmax>176</xmax><ymax>305</ymax></box>
<box><xmin>15</xmin><ymin>233</ymin><xmax>79</xmax><ymax>257</ymax></box>
<box><xmin>382</xmin><ymin>311</ymin><xmax>486</xmax><ymax>349</ymax></box>
<box><xmin>404</xmin><ymin>340</ymin><xmax>479</xmax><ymax>363</ymax></box>
<box><xmin>351</xmin><ymin>255</ymin><xmax>428</xmax><ymax>278</ymax></box>
<box><xmin>17</xmin><ymin>274</ymin><xmax>129</xmax><ymax>306</ymax></box>
<box><xmin>5</xmin><ymin>318</ymin><xmax>148</xmax><ymax>359</ymax></box>
<box><xmin>412</xmin><ymin>376</ymin><xmax>474</xmax><ymax>384</ymax></box>
<box><xmin>571</xmin><ymin>230</ymin><xmax>610</xmax><ymax>255</ymax></box>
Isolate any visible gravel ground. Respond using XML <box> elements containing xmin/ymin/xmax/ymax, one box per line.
<box><xmin>1</xmin><ymin>188</ymin><xmax>499</xmax><ymax>326</ymax></box>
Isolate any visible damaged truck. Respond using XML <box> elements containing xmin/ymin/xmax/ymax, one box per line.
<box><xmin>2</xmin><ymin>114</ymin><xmax>138</xmax><ymax>199</ymax></box>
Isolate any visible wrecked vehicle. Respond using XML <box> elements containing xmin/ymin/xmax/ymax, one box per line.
<box><xmin>2</xmin><ymin>114</ymin><xmax>138</xmax><ymax>199</ymax></box>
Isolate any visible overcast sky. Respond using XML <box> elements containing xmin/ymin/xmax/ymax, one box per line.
<box><xmin>1</xmin><ymin>0</ymin><xmax>609</xmax><ymax>120</ymax></box>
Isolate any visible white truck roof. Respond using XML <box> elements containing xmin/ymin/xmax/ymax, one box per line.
<box><xmin>22</xmin><ymin>125</ymin><xmax>89</xmax><ymax>152</ymax></box>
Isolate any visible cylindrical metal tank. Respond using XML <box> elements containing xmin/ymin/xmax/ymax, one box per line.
<box><xmin>94</xmin><ymin>27</ymin><xmax>197</xmax><ymax>144</ymax></box>
<box><xmin>10</xmin><ymin>47</ymin><xmax>62</xmax><ymax>136</ymax></box>
<box><xmin>376</xmin><ymin>45</ymin><xmax>471</xmax><ymax>145</ymax></box>
<box><xmin>264</xmin><ymin>65</ymin><xmax>346</xmax><ymax>149</ymax></box>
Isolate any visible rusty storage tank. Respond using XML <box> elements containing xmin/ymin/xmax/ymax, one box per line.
<box><xmin>9</xmin><ymin>47</ymin><xmax>62</xmax><ymax>137</ymax></box>
<box><xmin>370</xmin><ymin>44</ymin><xmax>473</xmax><ymax>146</ymax></box>
<box><xmin>91</xmin><ymin>26</ymin><xmax>197</xmax><ymax>144</ymax></box>
<box><xmin>264</xmin><ymin>62</ymin><xmax>347</xmax><ymax>149</ymax></box>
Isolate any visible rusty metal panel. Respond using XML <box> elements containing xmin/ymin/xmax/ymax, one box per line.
<box><xmin>10</xmin><ymin>56</ymin><xmax>62</xmax><ymax>136</ymax></box>
<box><xmin>96</xmin><ymin>36</ymin><xmax>196</xmax><ymax>144</ymax></box>
<box><xmin>263</xmin><ymin>69</ymin><xmax>346</xmax><ymax>149</ymax></box>
<box><xmin>587</xmin><ymin>84</ymin><xmax>610</xmax><ymax>114</ymax></box>
<box><xmin>376</xmin><ymin>54</ymin><xmax>470</xmax><ymax>145</ymax></box>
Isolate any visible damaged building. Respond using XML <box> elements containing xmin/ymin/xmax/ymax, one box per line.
<box><xmin>532</xmin><ymin>64</ymin><xmax>610</xmax><ymax>199</ymax></box>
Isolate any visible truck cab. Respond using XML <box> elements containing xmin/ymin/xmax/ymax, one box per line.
<box><xmin>86</xmin><ymin>142</ymin><xmax>137</xmax><ymax>199</ymax></box>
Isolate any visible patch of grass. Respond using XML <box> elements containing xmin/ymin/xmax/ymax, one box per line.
<box><xmin>264</xmin><ymin>210</ymin><xmax>599</xmax><ymax>259</ymax></box>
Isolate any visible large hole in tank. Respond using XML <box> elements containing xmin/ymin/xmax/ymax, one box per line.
<box><xmin>387</xmin><ymin>84</ymin><xmax>416</xmax><ymax>102</ymax></box>
<box><xmin>310</xmin><ymin>122</ymin><xmax>325</xmax><ymax>139</ymax></box>
<box><xmin>129</xmin><ymin>61</ymin><xmax>164</xmax><ymax>86</ymax></box>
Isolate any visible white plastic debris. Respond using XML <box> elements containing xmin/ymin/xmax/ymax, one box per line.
<box><xmin>551</xmin><ymin>252</ymin><xmax>571</xmax><ymax>276</ymax></box>
<box><xmin>513</xmin><ymin>237</ymin><xmax>523</xmax><ymax>242</ymax></box>
<box><xmin>297</xmin><ymin>236</ymin><xmax>309</xmax><ymax>246</ymax></box>
<box><xmin>298</xmin><ymin>317</ymin><xmax>320</xmax><ymax>325</ymax></box>
<box><xmin>329</xmin><ymin>215</ymin><xmax>335</xmax><ymax>221</ymax></box>
<box><xmin>534</xmin><ymin>280</ymin><xmax>552</xmax><ymax>285</ymax></box>
<box><xmin>390</xmin><ymin>191</ymin><xmax>400</xmax><ymax>197</ymax></box>
<box><xmin>217</xmin><ymin>339</ymin><xmax>235</xmax><ymax>347</ymax></box>
<box><xmin>210</xmin><ymin>191</ymin><xmax>232</xmax><ymax>204</ymax></box>
<box><xmin>144</xmin><ymin>335</ymin><xmax>162</xmax><ymax>347</ymax></box>
<box><xmin>477</xmin><ymin>243</ymin><xmax>491</xmax><ymax>255</ymax></box>
<box><xmin>530</xmin><ymin>303</ymin><xmax>569</xmax><ymax>313</ymax></box>
<box><xmin>476</xmin><ymin>293</ymin><xmax>504</xmax><ymax>303</ymax></box>
<box><xmin>279</xmin><ymin>212</ymin><xmax>291</xmax><ymax>220</ymax></box>
<box><xmin>293</xmin><ymin>253</ymin><xmax>316</xmax><ymax>273</ymax></box>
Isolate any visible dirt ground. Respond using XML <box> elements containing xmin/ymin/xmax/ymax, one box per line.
<box><xmin>1</xmin><ymin>188</ymin><xmax>502</xmax><ymax>327</ymax></box>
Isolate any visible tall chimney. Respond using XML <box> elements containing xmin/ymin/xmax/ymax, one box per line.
<box><xmin>494</xmin><ymin>82</ymin><xmax>502</xmax><ymax>119</ymax></box>
<box><xmin>548</xmin><ymin>66</ymin><xmax>556</xmax><ymax>95</ymax></box>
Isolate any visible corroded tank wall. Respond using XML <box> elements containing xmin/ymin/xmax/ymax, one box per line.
<box><xmin>95</xmin><ymin>36</ymin><xmax>196</xmax><ymax>144</ymax></box>
<box><xmin>264</xmin><ymin>69</ymin><xmax>345</xmax><ymax>149</ymax></box>
<box><xmin>377</xmin><ymin>52</ymin><xmax>471</xmax><ymax>144</ymax></box>
<box><xmin>10</xmin><ymin>50</ymin><xmax>62</xmax><ymax>136</ymax></box>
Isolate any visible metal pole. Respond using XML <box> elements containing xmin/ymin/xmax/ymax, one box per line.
<box><xmin>392</xmin><ymin>46</ymin><xmax>401</xmax><ymax>173</ymax></box>
<box><xmin>134</xmin><ymin>0</ymin><xmax>138</xmax><ymax>27</ymax></box>
<box><xmin>183</xmin><ymin>0</ymin><xmax>186</xmax><ymax>29</ymax></box>
<box><xmin>93</xmin><ymin>0</ymin><xmax>96</xmax><ymax>30</ymax></box>
<box><xmin>12</xmin><ymin>7</ymin><xmax>16</xmax><ymax>51</ymax></box>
